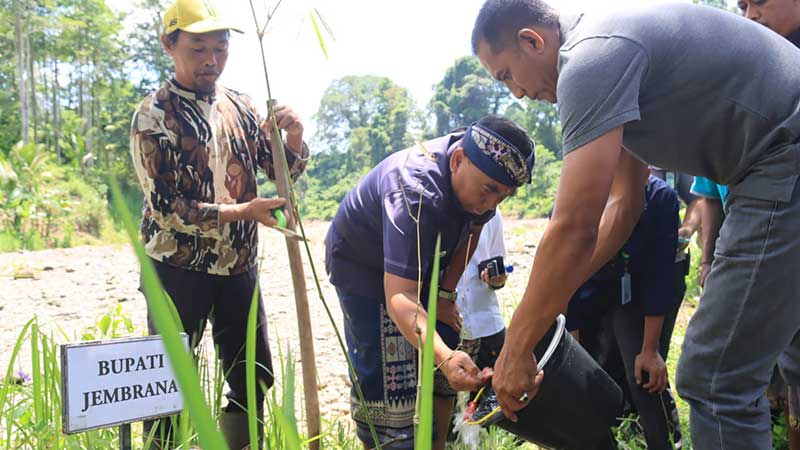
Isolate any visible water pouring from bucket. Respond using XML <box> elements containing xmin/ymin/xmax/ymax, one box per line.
<box><xmin>463</xmin><ymin>314</ymin><xmax>624</xmax><ymax>450</ymax></box>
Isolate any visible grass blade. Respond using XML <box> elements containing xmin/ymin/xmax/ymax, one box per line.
<box><xmin>415</xmin><ymin>233</ymin><xmax>441</xmax><ymax>450</ymax></box>
<box><xmin>246</xmin><ymin>283</ymin><xmax>259</xmax><ymax>449</ymax></box>
<box><xmin>278</xmin><ymin>351</ymin><xmax>302</xmax><ymax>448</ymax></box>
<box><xmin>109</xmin><ymin>178</ymin><xmax>229</xmax><ymax>450</ymax></box>
<box><xmin>0</xmin><ymin>318</ymin><xmax>34</xmax><ymax>418</ymax></box>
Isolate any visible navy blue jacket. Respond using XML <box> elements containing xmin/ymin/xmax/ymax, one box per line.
<box><xmin>567</xmin><ymin>176</ymin><xmax>680</xmax><ymax>330</ymax></box>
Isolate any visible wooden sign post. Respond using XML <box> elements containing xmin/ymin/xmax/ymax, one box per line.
<box><xmin>61</xmin><ymin>334</ymin><xmax>190</xmax><ymax>448</ymax></box>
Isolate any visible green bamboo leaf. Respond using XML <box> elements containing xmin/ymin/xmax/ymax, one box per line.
<box><xmin>109</xmin><ymin>178</ymin><xmax>229</xmax><ymax>450</ymax></box>
<box><xmin>246</xmin><ymin>283</ymin><xmax>259</xmax><ymax>449</ymax></box>
<box><xmin>415</xmin><ymin>233</ymin><xmax>441</xmax><ymax>450</ymax></box>
<box><xmin>308</xmin><ymin>11</ymin><xmax>329</xmax><ymax>59</ymax></box>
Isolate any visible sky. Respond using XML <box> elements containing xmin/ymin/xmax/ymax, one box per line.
<box><xmin>117</xmin><ymin>0</ymin><xmax>727</xmax><ymax>134</ymax></box>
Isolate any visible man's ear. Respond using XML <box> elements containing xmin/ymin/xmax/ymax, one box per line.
<box><xmin>160</xmin><ymin>34</ymin><xmax>175</xmax><ymax>55</ymax></box>
<box><xmin>517</xmin><ymin>27</ymin><xmax>546</xmax><ymax>56</ymax></box>
<box><xmin>450</xmin><ymin>147</ymin><xmax>465</xmax><ymax>174</ymax></box>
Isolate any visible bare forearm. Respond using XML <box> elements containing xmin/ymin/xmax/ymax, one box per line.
<box><xmin>682</xmin><ymin>199</ymin><xmax>702</xmax><ymax>235</ymax></box>
<box><xmin>588</xmin><ymin>192</ymin><xmax>644</xmax><ymax>274</ymax></box>
<box><xmin>700</xmin><ymin>198</ymin><xmax>723</xmax><ymax>263</ymax></box>
<box><xmin>642</xmin><ymin>315</ymin><xmax>664</xmax><ymax>353</ymax></box>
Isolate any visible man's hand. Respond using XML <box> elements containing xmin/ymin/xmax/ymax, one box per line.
<box><xmin>480</xmin><ymin>268</ymin><xmax>507</xmax><ymax>288</ymax></box>
<box><xmin>440</xmin><ymin>350</ymin><xmax>492</xmax><ymax>391</ymax></box>
<box><xmin>219</xmin><ymin>197</ymin><xmax>286</xmax><ymax>226</ymax></box>
<box><xmin>491</xmin><ymin>344</ymin><xmax>544</xmax><ymax>422</ymax></box>
<box><xmin>437</xmin><ymin>298</ymin><xmax>462</xmax><ymax>334</ymax></box>
<box><xmin>677</xmin><ymin>226</ymin><xmax>693</xmax><ymax>255</ymax></box>
<box><xmin>273</xmin><ymin>104</ymin><xmax>303</xmax><ymax>137</ymax></box>
<box><xmin>237</xmin><ymin>197</ymin><xmax>286</xmax><ymax>227</ymax></box>
<box><xmin>699</xmin><ymin>261</ymin><xmax>712</xmax><ymax>288</ymax></box>
<box><xmin>635</xmin><ymin>350</ymin><xmax>667</xmax><ymax>393</ymax></box>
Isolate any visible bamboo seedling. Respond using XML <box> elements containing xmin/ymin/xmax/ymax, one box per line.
<box><xmin>247</xmin><ymin>1</ymin><xmax>324</xmax><ymax>447</ymax></box>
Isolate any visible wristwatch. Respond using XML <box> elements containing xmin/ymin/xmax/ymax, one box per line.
<box><xmin>438</xmin><ymin>288</ymin><xmax>457</xmax><ymax>302</ymax></box>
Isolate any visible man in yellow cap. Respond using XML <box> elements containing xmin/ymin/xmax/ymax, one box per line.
<box><xmin>130</xmin><ymin>0</ymin><xmax>310</xmax><ymax>448</ymax></box>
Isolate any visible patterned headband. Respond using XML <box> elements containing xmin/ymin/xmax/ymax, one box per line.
<box><xmin>461</xmin><ymin>123</ymin><xmax>535</xmax><ymax>186</ymax></box>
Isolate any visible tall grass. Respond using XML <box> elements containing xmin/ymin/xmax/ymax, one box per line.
<box><xmin>109</xmin><ymin>180</ymin><xmax>230</xmax><ymax>450</ymax></box>
<box><xmin>415</xmin><ymin>234</ymin><xmax>442</xmax><ymax>450</ymax></box>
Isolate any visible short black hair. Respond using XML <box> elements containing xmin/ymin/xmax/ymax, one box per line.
<box><xmin>476</xmin><ymin>115</ymin><xmax>535</xmax><ymax>161</ymax></box>
<box><xmin>166</xmin><ymin>29</ymin><xmax>181</xmax><ymax>46</ymax></box>
<box><xmin>471</xmin><ymin>0</ymin><xmax>559</xmax><ymax>55</ymax></box>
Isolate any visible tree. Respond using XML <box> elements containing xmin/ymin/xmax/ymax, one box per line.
<box><xmin>694</xmin><ymin>0</ymin><xmax>736</xmax><ymax>12</ymax></box>
<box><xmin>127</xmin><ymin>0</ymin><xmax>173</xmax><ymax>95</ymax></box>
<box><xmin>504</xmin><ymin>100</ymin><xmax>562</xmax><ymax>157</ymax></box>
<box><xmin>429</xmin><ymin>55</ymin><xmax>509</xmax><ymax>136</ymax></box>
<box><xmin>314</xmin><ymin>75</ymin><xmax>419</xmax><ymax>168</ymax></box>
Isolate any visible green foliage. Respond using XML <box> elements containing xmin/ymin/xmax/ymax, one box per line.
<box><xmin>0</xmin><ymin>142</ymin><xmax>120</xmax><ymax>250</ymax></box>
<box><xmin>429</xmin><ymin>56</ymin><xmax>509</xmax><ymax>136</ymax></box>
<box><xmin>127</xmin><ymin>0</ymin><xmax>174</xmax><ymax>94</ymax></box>
<box><xmin>504</xmin><ymin>99</ymin><xmax>561</xmax><ymax>157</ymax></box>
<box><xmin>296</xmin><ymin>152</ymin><xmax>370</xmax><ymax>219</ymax></box>
<box><xmin>694</xmin><ymin>0</ymin><xmax>734</xmax><ymax>11</ymax></box>
<box><xmin>502</xmin><ymin>145</ymin><xmax>562</xmax><ymax>218</ymax></box>
<box><xmin>315</xmin><ymin>75</ymin><xmax>422</xmax><ymax>168</ymax></box>
<box><xmin>80</xmin><ymin>303</ymin><xmax>136</xmax><ymax>341</ymax></box>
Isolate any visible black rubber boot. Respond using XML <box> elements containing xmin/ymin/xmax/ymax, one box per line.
<box><xmin>219</xmin><ymin>409</ymin><xmax>264</xmax><ymax>450</ymax></box>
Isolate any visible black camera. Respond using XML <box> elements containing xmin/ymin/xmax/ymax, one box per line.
<box><xmin>478</xmin><ymin>256</ymin><xmax>505</xmax><ymax>278</ymax></box>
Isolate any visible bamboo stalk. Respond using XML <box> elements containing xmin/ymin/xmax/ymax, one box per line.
<box><xmin>267</xmin><ymin>124</ymin><xmax>321</xmax><ymax>450</ymax></box>
<box><xmin>245</xmin><ymin>4</ymin><xmax>321</xmax><ymax>444</ymax></box>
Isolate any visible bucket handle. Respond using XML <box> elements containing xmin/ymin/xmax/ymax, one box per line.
<box><xmin>536</xmin><ymin>314</ymin><xmax>566</xmax><ymax>371</ymax></box>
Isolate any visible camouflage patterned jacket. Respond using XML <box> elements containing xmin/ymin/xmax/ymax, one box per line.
<box><xmin>130</xmin><ymin>79</ymin><xmax>309</xmax><ymax>275</ymax></box>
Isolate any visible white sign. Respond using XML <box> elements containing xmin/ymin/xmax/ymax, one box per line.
<box><xmin>61</xmin><ymin>334</ymin><xmax>189</xmax><ymax>434</ymax></box>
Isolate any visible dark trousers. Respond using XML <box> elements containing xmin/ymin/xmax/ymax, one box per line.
<box><xmin>142</xmin><ymin>260</ymin><xmax>274</xmax><ymax>443</ymax></box>
<box><xmin>463</xmin><ymin>328</ymin><xmax>506</xmax><ymax>370</ymax></box>
<box><xmin>579</xmin><ymin>281</ymin><xmax>683</xmax><ymax>450</ymax></box>
<box><xmin>677</xmin><ymin>179</ymin><xmax>800</xmax><ymax>450</ymax></box>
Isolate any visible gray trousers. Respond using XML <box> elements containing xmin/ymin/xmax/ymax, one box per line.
<box><xmin>676</xmin><ymin>180</ymin><xmax>800</xmax><ymax>450</ymax></box>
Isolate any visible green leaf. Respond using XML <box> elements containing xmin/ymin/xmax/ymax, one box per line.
<box><xmin>415</xmin><ymin>233</ymin><xmax>441</xmax><ymax>450</ymax></box>
<box><xmin>309</xmin><ymin>10</ymin><xmax>329</xmax><ymax>59</ymax></box>
<box><xmin>109</xmin><ymin>178</ymin><xmax>229</xmax><ymax>450</ymax></box>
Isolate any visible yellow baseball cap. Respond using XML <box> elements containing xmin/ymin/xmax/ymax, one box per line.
<box><xmin>163</xmin><ymin>0</ymin><xmax>243</xmax><ymax>35</ymax></box>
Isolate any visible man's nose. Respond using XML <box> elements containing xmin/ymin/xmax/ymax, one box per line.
<box><xmin>744</xmin><ymin>5</ymin><xmax>759</xmax><ymax>21</ymax></box>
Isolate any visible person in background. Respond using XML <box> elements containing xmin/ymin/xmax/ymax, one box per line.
<box><xmin>325</xmin><ymin>116</ymin><xmax>535</xmax><ymax>450</ymax></box>
<box><xmin>457</xmin><ymin>209</ymin><xmax>508</xmax><ymax>372</ymax></box>
<box><xmin>129</xmin><ymin>0</ymin><xmax>309</xmax><ymax>448</ymax></box>
<box><xmin>567</xmin><ymin>175</ymin><xmax>682</xmax><ymax>450</ymax></box>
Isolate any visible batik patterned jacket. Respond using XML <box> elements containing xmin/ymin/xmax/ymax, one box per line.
<box><xmin>130</xmin><ymin>79</ymin><xmax>309</xmax><ymax>276</ymax></box>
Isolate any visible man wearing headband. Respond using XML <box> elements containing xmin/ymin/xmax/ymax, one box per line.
<box><xmin>325</xmin><ymin>115</ymin><xmax>534</xmax><ymax>450</ymax></box>
<box><xmin>472</xmin><ymin>1</ymin><xmax>800</xmax><ymax>448</ymax></box>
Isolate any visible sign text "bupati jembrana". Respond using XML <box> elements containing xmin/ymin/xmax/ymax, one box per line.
<box><xmin>61</xmin><ymin>335</ymin><xmax>189</xmax><ymax>434</ymax></box>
